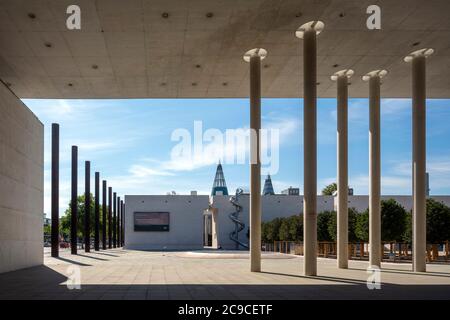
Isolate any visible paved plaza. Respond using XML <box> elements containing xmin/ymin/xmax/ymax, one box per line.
<box><xmin>0</xmin><ymin>249</ymin><xmax>449</xmax><ymax>300</ymax></box>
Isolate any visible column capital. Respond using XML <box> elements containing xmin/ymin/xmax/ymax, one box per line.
<box><xmin>331</xmin><ymin>69</ymin><xmax>354</xmax><ymax>81</ymax></box>
<box><xmin>404</xmin><ymin>48</ymin><xmax>434</xmax><ymax>63</ymax></box>
<box><xmin>243</xmin><ymin>48</ymin><xmax>267</xmax><ymax>62</ymax></box>
<box><xmin>362</xmin><ymin>69</ymin><xmax>388</xmax><ymax>82</ymax></box>
<box><xmin>295</xmin><ymin>21</ymin><xmax>324</xmax><ymax>39</ymax></box>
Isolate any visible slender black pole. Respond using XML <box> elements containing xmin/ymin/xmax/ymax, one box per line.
<box><xmin>84</xmin><ymin>161</ymin><xmax>91</xmax><ymax>252</ymax></box>
<box><xmin>117</xmin><ymin>196</ymin><xmax>121</xmax><ymax>247</ymax></box>
<box><xmin>121</xmin><ymin>200</ymin><xmax>125</xmax><ymax>247</ymax></box>
<box><xmin>113</xmin><ymin>192</ymin><xmax>117</xmax><ymax>248</ymax></box>
<box><xmin>108</xmin><ymin>187</ymin><xmax>112</xmax><ymax>248</ymax></box>
<box><xmin>51</xmin><ymin>124</ymin><xmax>59</xmax><ymax>257</ymax></box>
<box><xmin>94</xmin><ymin>172</ymin><xmax>100</xmax><ymax>251</ymax></box>
<box><xmin>102</xmin><ymin>180</ymin><xmax>107</xmax><ymax>250</ymax></box>
<box><xmin>71</xmin><ymin>146</ymin><xmax>78</xmax><ymax>255</ymax></box>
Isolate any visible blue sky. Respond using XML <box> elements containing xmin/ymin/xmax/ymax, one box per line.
<box><xmin>23</xmin><ymin>98</ymin><xmax>450</xmax><ymax>216</ymax></box>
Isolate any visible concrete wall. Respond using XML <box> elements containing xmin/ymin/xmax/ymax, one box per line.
<box><xmin>0</xmin><ymin>83</ymin><xmax>44</xmax><ymax>273</ymax></box>
<box><xmin>124</xmin><ymin>195</ymin><xmax>209</xmax><ymax>250</ymax></box>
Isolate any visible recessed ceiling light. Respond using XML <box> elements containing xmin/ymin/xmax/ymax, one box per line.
<box><xmin>316</xmin><ymin>82</ymin><xmax>321</xmax><ymax>85</ymax></box>
<box><xmin>162</xmin><ymin>12</ymin><xmax>169</xmax><ymax>18</ymax></box>
<box><xmin>222</xmin><ymin>82</ymin><xmax>228</xmax><ymax>86</ymax></box>
<box><xmin>333</xmin><ymin>64</ymin><xmax>339</xmax><ymax>68</ymax></box>
<box><xmin>67</xmin><ymin>83</ymin><xmax>73</xmax><ymax>87</ymax></box>
<box><xmin>263</xmin><ymin>64</ymin><xmax>270</xmax><ymax>68</ymax></box>
<box><xmin>412</xmin><ymin>41</ymin><xmax>421</xmax><ymax>47</ymax></box>
<box><xmin>91</xmin><ymin>64</ymin><xmax>98</xmax><ymax>69</ymax></box>
<box><xmin>295</xmin><ymin>12</ymin><xmax>302</xmax><ymax>18</ymax></box>
<box><xmin>192</xmin><ymin>82</ymin><xmax>197</xmax><ymax>86</ymax></box>
<box><xmin>28</xmin><ymin>13</ymin><xmax>36</xmax><ymax>19</ymax></box>
<box><xmin>339</xmin><ymin>12</ymin><xmax>345</xmax><ymax>18</ymax></box>
<box><xmin>206</xmin><ymin>12</ymin><xmax>214</xmax><ymax>18</ymax></box>
<box><xmin>44</xmin><ymin>42</ymin><xmax>52</xmax><ymax>48</ymax></box>
<box><xmin>195</xmin><ymin>64</ymin><xmax>201</xmax><ymax>68</ymax></box>
<box><xmin>160</xmin><ymin>82</ymin><xmax>166</xmax><ymax>86</ymax></box>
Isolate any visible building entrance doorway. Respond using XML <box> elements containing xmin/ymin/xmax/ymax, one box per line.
<box><xmin>203</xmin><ymin>214</ymin><xmax>212</xmax><ymax>247</ymax></box>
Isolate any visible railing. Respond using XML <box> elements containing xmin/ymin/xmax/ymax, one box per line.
<box><xmin>262</xmin><ymin>240</ymin><xmax>450</xmax><ymax>262</ymax></box>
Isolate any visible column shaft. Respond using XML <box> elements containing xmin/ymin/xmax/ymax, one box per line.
<box><xmin>303</xmin><ymin>29</ymin><xmax>317</xmax><ymax>276</ymax></box>
<box><xmin>369</xmin><ymin>76</ymin><xmax>381</xmax><ymax>267</ymax></box>
<box><xmin>51</xmin><ymin>124</ymin><xmax>59</xmax><ymax>258</ymax></box>
<box><xmin>337</xmin><ymin>76</ymin><xmax>348</xmax><ymax>269</ymax></box>
<box><xmin>117</xmin><ymin>196</ymin><xmax>121</xmax><ymax>247</ymax></box>
<box><xmin>94</xmin><ymin>172</ymin><xmax>100</xmax><ymax>251</ymax></box>
<box><xmin>108</xmin><ymin>187</ymin><xmax>112</xmax><ymax>248</ymax></box>
<box><xmin>412</xmin><ymin>55</ymin><xmax>426</xmax><ymax>272</ymax></box>
<box><xmin>113</xmin><ymin>192</ymin><xmax>117</xmax><ymax>248</ymax></box>
<box><xmin>102</xmin><ymin>181</ymin><xmax>107</xmax><ymax>250</ymax></box>
<box><xmin>71</xmin><ymin>146</ymin><xmax>78</xmax><ymax>254</ymax></box>
<box><xmin>250</xmin><ymin>55</ymin><xmax>262</xmax><ymax>272</ymax></box>
<box><xmin>84</xmin><ymin>161</ymin><xmax>91</xmax><ymax>252</ymax></box>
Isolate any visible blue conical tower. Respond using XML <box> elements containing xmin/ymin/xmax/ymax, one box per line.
<box><xmin>211</xmin><ymin>162</ymin><xmax>229</xmax><ymax>196</ymax></box>
<box><xmin>262</xmin><ymin>174</ymin><xmax>275</xmax><ymax>195</ymax></box>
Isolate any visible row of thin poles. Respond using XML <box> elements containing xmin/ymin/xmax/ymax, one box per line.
<box><xmin>51</xmin><ymin>123</ymin><xmax>125</xmax><ymax>258</ymax></box>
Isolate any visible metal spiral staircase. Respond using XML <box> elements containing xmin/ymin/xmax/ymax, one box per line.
<box><xmin>229</xmin><ymin>188</ymin><xmax>248</xmax><ymax>249</ymax></box>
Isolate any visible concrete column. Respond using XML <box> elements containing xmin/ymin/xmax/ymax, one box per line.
<box><xmin>244</xmin><ymin>48</ymin><xmax>267</xmax><ymax>272</ymax></box>
<box><xmin>404</xmin><ymin>48</ymin><xmax>434</xmax><ymax>272</ymax></box>
<box><xmin>84</xmin><ymin>161</ymin><xmax>91</xmax><ymax>253</ymax></box>
<box><xmin>296</xmin><ymin>21</ymin><xmax>324</xmax><ymax>276</ymax></box>
<box><xmin>331</xmin><ymin>69</ymin><xmax>354</xmax><ymax>269</ymax></box>
<box><xmin>363</xmin><ymin>70</ymin><xmax>387</xmax><ymax>268</ymax></box>
<box><xmin>113</xmin><ymin>192</ymin><xmax>117</xmax><ymax>248</ymax></box>
<box><xmin>117</xmin><ymin>197</ymin><xmax>121</xmax><ymax>248</ymax></box>
<box><xmin>102</xmin><ymin>180</ymin><xmax>107</xmax><ymax>250</ymax></box>
<box><xmin>211</xmin><ymin>208</ymin><xmax>219</xmax><ymax>249</ymax></box>
<box><xmin>94</xmin><ymin>172</ymin><xmax>100</xmax><ymax>251</ymax></box>
<box><xmin>108</xmin><ymin>187</ymin><xmax>112</xmax><ymax>249</ymax></box>
<box><xmin>51</xmin><ymin>123</ymin><xmax>59</xmax><ymax>258</ymax></box>
<box><xmin>71</xmin><ymin>146</ymin><xmax>78</xmax><ymax>254</ymax></box>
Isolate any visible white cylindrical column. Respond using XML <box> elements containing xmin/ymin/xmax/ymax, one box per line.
<box><xmin>331</xmin><ymin>69</ymin><xmax>354</xmax><ymax>269</ymax></box>
<box><xmin>296</xmin><ymin>21</ymin><xmax>324</xmax><ymax>276</ymax></box>
<box><xmin>404</xmin><ymin>48</ymin><xmax>434</xmax><ymax>272</ymax></box>
<box><xmin>363</xmin><ymin>69</ymin><xmax>387</xmax><ymax>268</ymax></box>
<box><xmin>244</xmin><ymin>48</ymin><xmax>267</xmax><ymax>272</ymax></box>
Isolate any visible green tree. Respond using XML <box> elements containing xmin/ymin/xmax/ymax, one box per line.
<box><xmin>328</xmin><ymin>208</ymin><xmax>359</xmax><ymax>242</ymax></box>
<box><xmin>289</xmin><ymin>215</ymin><xmax>303</xmax><ymax>241</ymax></box>
<box><xmin>278</xmin><ymin>218</ymin><xmax>290</xmax><ymax>241</ymax></box>
<box><xmin>263</xmin><ymin>217</ymin><xmax>282</xmax><ymax>242</ymax></box>
<box><xmin>355</xmin><ymin>199</ymin><xmax>408</xmax><ymax>242</ymax></box>
<box><xmin>61</xmin><ymin>194</ymin><xmax>106</xmax><ymax>240</ymax></box>
<box><xmin>321</xmin><ymin>183</ymin><xmax>337</xmax><ymax>196</ymax></box>
<box><xmin>403</xmin><ymin>211</ymin><xmax>412</xmax><ymax>242</ymax></box>
<box><xmin>426</xmin><ymin>198</ymin><xmax>450</xmax><ymax>243</ymax></box>
<box><xmin>381</xmin><ymin>199</ymin><xmax>408</xmax><ymax>241</ymax></box>
<box><xmin>317</xmin><ymin>211</ymin><xmax>333</xmax><ymax>241</ymax></box>
<box><xmin>355</xmin><ymin>210</ymin><xmax>369</xmax><ymax>242</ymax></box>
<box><xmin>43</xmin><ymin>224</ymin><xmax>51</xmax><ymax>236</ymax></box>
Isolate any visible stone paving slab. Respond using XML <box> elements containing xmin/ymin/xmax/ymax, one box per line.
<box><xmin>0</xmin><ymin>248</ymin><xmax>449</xmax><ymax>299</ymax></box>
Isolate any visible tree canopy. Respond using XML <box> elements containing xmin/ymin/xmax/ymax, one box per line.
<box><xmin>321</xmin><ymin>183</ymin><xmax>337</xmax><ymax>196</ymax></box>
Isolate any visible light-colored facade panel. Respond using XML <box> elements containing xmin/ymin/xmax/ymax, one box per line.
<box><xmin>0</xmin><ymin>83</ymin><xmax>44</xmax><ymax>274</ymax></box>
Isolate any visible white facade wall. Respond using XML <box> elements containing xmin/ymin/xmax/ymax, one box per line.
<box><xmin>123</xmin><ymin>193</ymin><xmax>450</xmax><ymax>250</ymax></box>
<box><xmin>0</xmin><ymin>84</ymin><xmax>44</xmax><ymax>273</ymax></box>
<box><xmin>124</xmin><ymin>195</ymin><xmax>209</xmax><ymax>250</ymax></box>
